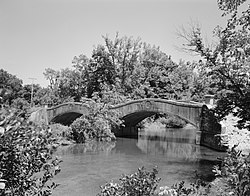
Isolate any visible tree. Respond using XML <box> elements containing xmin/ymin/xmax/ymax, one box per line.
<box><xmin>20</xmin><ymin>84</ymin><xmax>42</xmax><ymax>105</ymax></box>
<box><xmin>44</xmin><ymin>68</ymin><xmax>81</xmax><ymax>104</ymax></box>
<box><xmin>88</xmin><ymin>33</ymin><xmax>177</xmax><ymax>99</ymax></box>
<box><xmin>134</xmin><ymin>43</ymin><xmax>175</xmax><ymax>99</ymax></box>
<box><xmin>0</xmin><ymin>69</ymin><xmax>23</xmax><ymax>105</ymax></box>
<box><xmin>44</xmin><ymin>33</ymin><xmax>206</xmax><ymax>103</ymax></box>
<box><xmin>91</xmin><ymin>34</ymin><xmax>143</xmax><ymax>96</ymax></box>
<box><xmin>57</xmin><ymin>68</ymin><xmax>83</xmax><ymax>102</ymax></box>
<box><xmin>178</xmin><ymin>0</ymin><xmax>250</xmax><ymax>129</ymax></box>
<box><xmin>43</xmin><ymin>68</ymin><xmax>60</xmax><ymax>91</ymax></box>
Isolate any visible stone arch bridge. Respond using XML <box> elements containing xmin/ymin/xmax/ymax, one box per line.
<box><xmin>30</xmin><ymin>98</ymin><xmax>224</xmax><ymax>151</ymax></box>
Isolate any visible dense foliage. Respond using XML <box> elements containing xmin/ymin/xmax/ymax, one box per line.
<box><xmin>213</xmin><ymin>147</ymin><xmax>250</xmax><ymax>196</ymax></box>
<box><xmin>0</xmin><ymin>69</ymin><xmax>23</xmax><ymax>105</ymax></box>
<box><xmin>70</xmin><ymin>99</ymin><xmax>122</xmax><ymax>143</ymax></box>
<box><xmin>0</xmin><ymin>108</ymin><xmax>61</xmax><ymax>195</ymax></box>
<box><xmin>41</xmin><ymin>34</ymin><xmax>211</xmax><ymax>105</ymax></box>
<box><xmin>1</xmin><ymin>34</ymin><xmax>213</xmax><ymax>113</ymax></box>
<box><xmin>179</xmin><ymin>0</ymin><xmax>250</xmax><ymax>129</ymax></box>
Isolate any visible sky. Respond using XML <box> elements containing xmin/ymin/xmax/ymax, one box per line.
<box><xmin>0</xmin><ymin>0</ymin><xmax>225</xmax><ymax>87</ymax></box>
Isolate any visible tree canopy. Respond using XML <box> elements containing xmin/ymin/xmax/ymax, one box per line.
<box><xmin>0</xmin><ymin>69</ymin><xmax>23</xmax><ymax>105</ymax></box>
<box><xmin>178</xmin><ymin>0</ymin><xmax>250</xmax><ymax>129</ymax></box>
<box><xmin>43</xmin><ymin>34</ymin><xmax>207</xmax><ymax>105</ymax></box>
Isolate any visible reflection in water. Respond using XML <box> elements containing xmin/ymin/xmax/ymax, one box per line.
<box><xmin>52</xmin><ymin>124</ymin><xmax>225</xmax><ymax>196</ymax></box>
<box><xmin>58</xmin><ymin>141</ymin><xmax>116</xmax><ymax>155</ymax></box>
<box><xmin>137</xmin><ymin>125</ymin><xmax>200</xmax><ymax>161</ymax></box>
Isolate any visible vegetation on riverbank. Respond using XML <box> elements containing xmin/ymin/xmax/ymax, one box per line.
<box><xmin>138</xmin><ymin>114</ymin><xmax>187</xmax><ymax>132</ymax></box>
<box><xmin>157</xmin><ymin>115</ymin><xmax>187</xmax><ymax>128</ymax></box>
<box><xmin>98</xmin><ymin>167</ymin><xmax>160</xmax><ymax>196</ymax></box>
<box><xmin>0</xmin><ymin>108</ymin><xmax>61</xmax><ymax>195</ymax></box>
<box><xmin>70</xmin><ymin>98</ymin><xmax>122</xmax><ymax>143</ymax></box>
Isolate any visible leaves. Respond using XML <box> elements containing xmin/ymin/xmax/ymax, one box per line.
<box><xmin>213</xmin><ymin>147</ymin><xmax>250</xmax><ymax>196</ymax></box>
<box><xmin>0</xmin><ymin>69</ymin><xmax>23</xmax><ymax>105</ymax></box>
<box><xmin>98</xmin><ymin>167</ymin><xmax>160</xmax><ymax>196</ymax></box>
<box><xmin>0</xmin><ymin>107</ymin><xmax>61</xmax><ymax>195</ymax></box>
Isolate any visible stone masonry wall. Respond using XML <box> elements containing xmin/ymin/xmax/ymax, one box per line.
<box><xmin>200</xmin><ymin>105</ymin><xmax>226</xmax><ymax>151</ymax></box>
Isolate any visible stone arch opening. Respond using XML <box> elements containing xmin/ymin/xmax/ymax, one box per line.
<box><xmin>50</xmin><ymin>112</ymin><xmax>83</xmax><ymax>126</ymax></box>
<box><xmin>121</xmin><ymin>111</ymin><xmax>198</xmax><ymax>127</ymax></box>
<box><xmin>121</xmin><ymin>111</ymin><xmax>158</xmax><ymax>126</ymax></box>
<box><xmin>116</xmin><ymin>110</ymin><xmax>199</xmax><ymax>138</ymax></box>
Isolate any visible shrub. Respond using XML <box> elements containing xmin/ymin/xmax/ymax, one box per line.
<box><xmin>212</xmin><ymin>147</ymin><xmax>250</xmax><ymax>196</ymax></box>
<box><xmin>70</xmin><ymin>100</ymin><xmax>122</xmax><ymax>143</ymax></box>
<box><xmin>98</xmin><ymin>167</ymin><xmax>160</xmax><ymax>196</ymax></box>
<box><xmin>0</xmin><ymin>108</ymin><xmax>61</xmax><ymax>196</ymax></box>
<box><xmin>71</xmin><ymin>117</ymin><xmax>95</xmax><ymax>143</ymax></box>
<box><xmin>170</xmin><ymin>180</ymin><xmax>211</xmax><ymax>196</ymax></box>
<box><xmin>71</xmin><ymin>115</ymin><xmax>116</xmax><ymax>143</ymax></box>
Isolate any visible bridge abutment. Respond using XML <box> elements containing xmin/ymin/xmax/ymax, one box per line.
<box><xmin>29</xmin><ymin>108</ymin><xmax>48</xmax><ymax>125</ymax></box>
<box><xmin>200</xmin><ymin>132</ymin><xmax>226</xmax><ymax>151</ymax></box>
<box><xmin>199</xmin><ymin>105</ymin><xmax>227</xmax><ymax>151</ymax></box>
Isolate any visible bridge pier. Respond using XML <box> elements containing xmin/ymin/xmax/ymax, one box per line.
<box><xmin>200</xmin><ymin>131</ymin><xmax>226</xmax><ymax>151</ymax></box>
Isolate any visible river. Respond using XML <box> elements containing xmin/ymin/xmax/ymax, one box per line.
<box><xmin>52</xmin><ymin>124</ymin><xmax>225</xmax><ymax>196</ymax></box>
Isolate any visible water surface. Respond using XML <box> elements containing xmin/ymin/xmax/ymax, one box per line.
<box><xmin>52</xmin><ymin>125</ymin><xmax>225</xmax><ymax>196</ymax></box>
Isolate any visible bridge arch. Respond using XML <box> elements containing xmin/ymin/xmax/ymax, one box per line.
<box><xmin>110</xmin><ymin>98</ymin><xmax>204</xmax><ymax>129</ymax></box>
<box><xmin>47</xmin><ymin>102</ymin><xmax>90</xmax><ymax>125</ymax></box>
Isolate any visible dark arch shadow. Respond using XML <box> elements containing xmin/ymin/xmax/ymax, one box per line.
<box><xmin>121</xmin><ymin>111</ymin><xmax>196</xmax><ymax>127</ymax></box>
<box><xmin>117</xmin><ymin>111</ymin><xmax>194</xmax><ymax>138</ymax></box>
<box><xmin>122</xmin><ymin>111</ymin><xmax>157</xmax><ymax>126</ymax></box>
<box><xmin>51</xmin><ymin>112</ymin><xmax>83</xmax><ymax>126</ymax></box>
